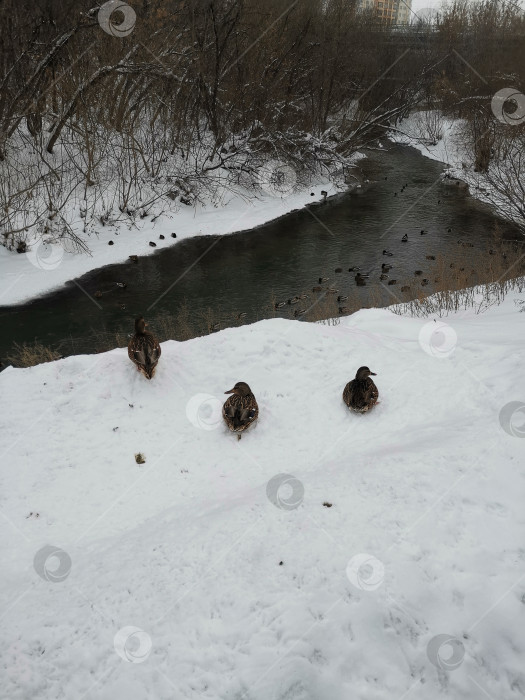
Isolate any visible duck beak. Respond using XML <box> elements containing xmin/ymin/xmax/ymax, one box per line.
<box><xmin>224</xmin><ymin>388</ymin><xmax>235</xmax><ymax>394</ymax></box>
<box><xmin>370</xmin><ymin>371</ymin><xmax>377</xmax><ymax>376</ymax></box>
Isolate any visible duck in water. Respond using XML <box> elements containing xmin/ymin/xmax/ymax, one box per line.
<box><xmin>128</xmin><ymin>316</ymin><xmax>161</xmax><ymax>379</ymax></box>
<box><xmin>222</xmin><ymin>382</ymin><xmax>259</xmax><ymax>439</ymax></box>
<box><xmin>342</xmin><ymin>366</ymin><xmax>379</xmax><ymax>413</ymax></box>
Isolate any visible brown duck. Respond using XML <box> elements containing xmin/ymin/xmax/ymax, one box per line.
<box><xmin>128</xmin><ymin>316</ymin><xmax>161</xmax><ymax>379</ymax></box>
<box><xmin>222</xmin><ymin>382</ymin><xmax>259</xmax><ymax>439</ymax></box>
<box><xmin>343</xmin><ymin>366</ymin><xmax>379</xmax><ymax>413</ymax></box>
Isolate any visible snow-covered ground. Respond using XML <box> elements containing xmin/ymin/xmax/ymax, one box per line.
<box><xmin>0</xmin><ymin>178</ymin><xmax>345</xmax><ymax>308</ymax></box>
<box><xmin>1</xmin><ymin>290</ymin><xmax>525</xmax><ymax>699</ymax></box>
<box><xmin>390</xmin><ymin>111</ymin><xmax>513</xmax><ymax>209</ymax></box>
<box><xmin>390</xmin><ymin>111</ymin><xmax>464</xmax><ymax>169</ymax></box>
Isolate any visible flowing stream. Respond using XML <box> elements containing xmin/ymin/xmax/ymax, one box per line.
<box><xmin>0</xmin><ymin>142</ymin><xmax>521</xmax><ymax>361</ymax></box>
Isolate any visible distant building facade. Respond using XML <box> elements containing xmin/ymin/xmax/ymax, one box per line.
<box><xmin>358</xmin><ymin>0</ymin><xmax>412</xmax><ymax>25</ymax></box>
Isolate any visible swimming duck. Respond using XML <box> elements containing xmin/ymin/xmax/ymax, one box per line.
<box><xmin>319</xmin><ymin>277</ymin><xmax>329</xmax><ymax>283</ymax></box>
<box><xmin>339</xmin><ymin>306</ymin><xmax>349</xmax><ymax>314</ymax></box>
<box><xmin>294</xmin><ymin>309</ymin><xmax>306</xmax><ymax>317</ymax></box>
<box><xmin>116</xmin><ymin>282</ymin><xmax>127</xmax><ymax>289</ymax></box>
<box><xmin>426</xmin><ymin>255</ymin><xmax>435</xmax><ymax>260</ymax></box>
<box><xmin>355</xmin><ymin>273</ymin><xmax>367</xmax><ymax>285</ymax></box>
<box><xmin>414</xmin><ymin>270</ymin><xmax>423</xmax><ymax>276</ymax></box>
<box><xmin>275</xmin><ymin>301</ymin><xmax>286</xmax><ymax>309</ymax></box>
<box><xmin>381</xmin><ymin>263</ymin><xmax>392</xmax><ymax>271</ymax></box>
<box><xmin>383</xmin><ymin>250</ymin><xmax>394</xmax><ymax>256</ymax></box>
<box><xmin>420</xmin><ymin>230</ymin><xmax>428</xmax><ymax>235</ymax></box>
<box><xmin>348</xmin><ymin>267</ymin><xmax>360</xmax><ymax>272</ymax></box>
<box><xmin>337</xmin><ymin>295</ymin><xmax>348</xmax><ymax>302</ymax></box>
<box><xmin>387</xmin><ymin>279</ymin><xmax>397</xmax><ymax>285</ymax></box>
<box><xmin>343</xmin><ymin>367</ymin><xmax>379</xmax><ymax>413</ymax></box>
<box><xmin>401</xmin><ymin>234</ymin><xmax>408</xmax><ymax>242</ymax></box>
<box><xmin>236</xmin><ymin>312</ymin><xmax>247</xmax><ymax>320</ymax></box>
<box><xmin>128</xmin><ymin>316</ymin><xmax>161</xmax><ymax>380</ymax></box>
<box><xmin>380</xmin><ymin>273</ymin><xmax>388</xmax><ymax>280</ymax></box>
<box><xmin>222</xmin><ymin>382</ymin><xmax>259</xmax><ymax>439</ymax></box>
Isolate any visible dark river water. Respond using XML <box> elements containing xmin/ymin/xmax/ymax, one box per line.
<box><xmin>0</xmin><ymin>142</ymin><xmax>521</xmax><ymax>361</ymax></box>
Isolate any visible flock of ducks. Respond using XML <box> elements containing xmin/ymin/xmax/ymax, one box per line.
<box><xmin>271</xmin><ymin>227</ymin><xmax>447</xmax><ymax>315</ymax></box>
<box><xmin>128</xmin><ymin>316</ymin><xmax>379</xmax><ymax>439</ymax></box>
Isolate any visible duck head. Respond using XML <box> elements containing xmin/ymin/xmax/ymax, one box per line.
<box><xmin>355</xmin><ymin>366</ymin><xmax>377</xmax><ymax>381</ymax></box>
<box><xmin>225</xmin><ymin>381</ymin><xmax>253</xmax><ymax>397</ymax></box>
<box><xmin>134</xmin><ymin>316</ymin><xmax>147</xmax><ymax>334</ymax></box>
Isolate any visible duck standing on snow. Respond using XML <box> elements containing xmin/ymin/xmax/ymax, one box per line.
<box><xmin>128</xmin><ymin>316</ymin><xmax>161</xmax><ymax>379</ymax></box>
<box><xmin>223</xmin><ymin>382</ymin><xmax>259</xmax><ymax>439</ymax></box>
<box><xmin>343</xmin><ymin>366</ymin><xmax>379</xmax><ymax>413</ymax></box>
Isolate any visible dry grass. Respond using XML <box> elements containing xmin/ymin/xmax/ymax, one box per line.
<box><xmin>390</xmin><ymin>238</ymin><xmax>525</xmax><ymax>317</ymax></box>
<box><xmin>6</xmin><ymin>341</ymin><xmax>62</xmax><ymax>368</ymax></box>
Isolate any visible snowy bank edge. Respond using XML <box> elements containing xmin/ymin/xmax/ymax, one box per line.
<box><xmin>0</xmin><ymin>165</ymin><xmax>364</xmax><ymax>308</ymax></box>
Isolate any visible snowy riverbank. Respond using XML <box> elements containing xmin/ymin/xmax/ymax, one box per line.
<box><xmin>390</xmin><ymin>111</ymin><xmax>523</xmax><ymax>223</ymax></box>
<box><xmin>1</xmin><ymin>291</ymin><xmax>524</xmax><ymax>699</ymax></box>
<box><xmin>0</xmin><ymin>176</ymin><xmax>349</xmax><ymax>308</ymax></box>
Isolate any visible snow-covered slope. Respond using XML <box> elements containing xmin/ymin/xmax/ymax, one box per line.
<box><xmin>1</xmin><ymin>294</ymin><xmax>525</xmax><ymax>700</ymax></box>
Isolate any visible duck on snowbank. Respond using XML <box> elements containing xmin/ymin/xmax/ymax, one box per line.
<box><xmin>128</xmin><ymin>316</ymin><xmax>161</xmax><ymax>380</ymax></box>
<box><xmin>343</xmin><ymin>367</ymin><xmax>379</xmax><ymax>413</ymax></box>
<box><xmin>222</xmin><ymin>382</ymin><xmax>259</xmax><ymax>439</ymax></box>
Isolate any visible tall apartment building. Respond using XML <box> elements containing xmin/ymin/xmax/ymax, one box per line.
<box><xmin>358</xmin><ymin>0</ymin><xmax>413</xmax><ymax>25</ymax></box>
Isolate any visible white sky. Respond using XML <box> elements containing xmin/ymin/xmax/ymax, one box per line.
<box><xmin>410</xmin><ymin>0</ymin><xmax>524</xmax><ymax>14</ymax></box>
